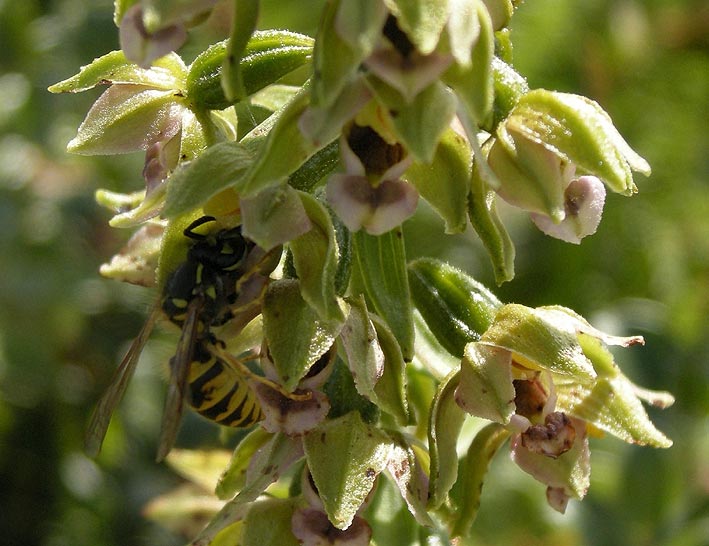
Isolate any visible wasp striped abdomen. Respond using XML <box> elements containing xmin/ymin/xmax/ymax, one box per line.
<box><xmin>186</xmin><ymin>341</ymin><xmax>264</xmax><ymax>428</ymax></box>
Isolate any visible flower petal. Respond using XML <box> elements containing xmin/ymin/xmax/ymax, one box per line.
<box><xmin>530</xmin><ymin>175</ymin><xmax>606</xmax><ymax>244</ymax></box>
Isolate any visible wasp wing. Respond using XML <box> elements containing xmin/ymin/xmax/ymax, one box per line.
<box><xmin>156</xmin><ymin>297</ymin><xmax>203</xmax><ymax>462</ymax></box>
<box><xmin>85</xmin><ymin>304</ymin><xmax>160</xmax><ymax>457</ymax></box>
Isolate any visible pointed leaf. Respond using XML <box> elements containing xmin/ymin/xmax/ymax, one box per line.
<box><xmin>67</xmin><ymin>86</ymin><xmax>184</xmax><ymax>155</ymax></box>
<box><xmin>338</xmin><ymin>296</ymin><xmax>385</xmax><ymax>402</ymax></box>
<box><xmin>556</xmin><ymin>376</ymin><xmax>673</xmax><ymax>448</ymax></box>
<box><xmin>404</xmin><ymin>128</ymin><xmax>472</xmax><ymax>234</ymax></box>
<box><xmin>221</xmin><ymin>0</ymin><xmax>259</xmax><ymax>103</ymax></box>
<box><xmin>482</xmin><ymin>304</ymin><xmax>597</xmax><ymax>383</ymax></box>
<box><xmin>241</xmin><ymin>184</ymin><xmax>312</xmax><ymax>251</ymax></box>
<box><xmin>243</xmin><ymin>498</ymin><xmax>300</xmax><ymax>546</ymax></box>
<box><xmin>215</xmin><ymin>427</ymin><xmax>272</xmax><ymax>500</ymax></box>
<box><xmin>386</xmin><ymin>436</ymin><xmax>433</xmax><ymax>525</ymax></box>
<box><xmin>468</xmin><ymin>150</ymin><xmax>515</xmax><ymax>284</ymax></box>
<box><xmin>311</xmin><ymin>0</ymin><xmax>367</xmax><ymax>109</ymax></box>
<box><xmin>370</xmin><ymin>314</ymin><xmax>409</xmax><ymax>425</ymax></box>
<box><xmin>444</xmin><ymin>1</ymin><xmax>494</xmax><ymax>124</ymax></box>
<box><xmin>352</xmin><ymin>227</ymin><xmax>415</xmax><ymax>361</ymax></box>
<box><xmin>233</xmin><ymin>432</ymin><xmax>303</xmax><ymax>504</ymax></box>
<box><xmin>48</xmin><ymin>50</ymin><xmax>185</xmax><ymax>93</ymax></box>
<box><xmin>289</xmin><ymin>192</ymin><xmax>344</xmax><ymax>321</ymax></box>
<box><xmin>303</xmin><ymin>411</ymin><xmax>393</xmax><ymax>530</ymax></box>
<box><xmin>428</xmin><ymin>370</ymin><xmax>466</xmax><ymax>507</ymax></box>
<box><xmin>456</xmin><ymin>343</ymin><xmax>515</xmax><ymax>423</ymax></box>
<box><xmin>163</xmin><ymin>139</ymin><xmax>259</xmax><ymax>217</ymax></box>
<box><xmin>450</xmin><ymin>423</ymin><xmax>511</xmax><ymax>537</ymax></box>
<box><xmin>263</xmin><ymin>279</ymin><xmax>344</xmax><ymax>391</ymax></box>
<box><xmin>503</xmin><ymin>90</ymin><xmax>651</xmax><ymax>195</ymax></box>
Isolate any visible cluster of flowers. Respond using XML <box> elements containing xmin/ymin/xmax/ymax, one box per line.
<box><xmin>51</xmin><ymin>0</ymin><xmax>672</xmax><ymax>544</ymax></box>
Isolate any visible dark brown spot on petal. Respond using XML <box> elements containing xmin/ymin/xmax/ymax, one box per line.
<box><xmin>382</xmin><ymin>15</ymin><xmax>415</xmax><ymax>58</ymax></box>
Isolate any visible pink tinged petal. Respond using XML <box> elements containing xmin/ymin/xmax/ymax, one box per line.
<box><xmin>530</xmin><ymin>175</ymin><xmax>607</xmax><ymax>244</ymax></box>
<box><xmin>326</xmin><ymin>175</ymin><xmax>418</xmax><ymax>235</ymax></box>
<box><xmin>291</xmin><ymin>508</ymin><xmax>372</xmax><ymax>546</ymax></box>
<box><xmin>253</xmin><ymin>384</ymin><xmax>330</xmax><ymax>435</ymax></box>
<box><xmin>68</xmin><ymin>84</ymin><xmax>184</xmax><ymax>155</ymax></box>
<box><xmin>142</xmin><ymin>131</ymin><xmax>181</xmax><ymax>187</ymax></box>
<box><xmin>546</xmin><ymin>486</ymin><xmax>571</xmax><ymax>514</ymax></box>
<box><xmin>511</xmin><ymin>417</ymin><xmax>590</xmax><ymax>505</ymax></box>
<box><xmin>301</xmin><ymin>469</ymin><xmax>326</xmax><ymax>511</ymax></box>
<box><xmin>120</xmin><ymin>5</ymin><xmax>187</xmax><ymax>68</ymax></box>
<box><xmin>365</xmin><ymin>48</ymin><xmax>453</xmax><ymax>103</ymax></box>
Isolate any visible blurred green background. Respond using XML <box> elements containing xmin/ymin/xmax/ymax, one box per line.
<box><xmin>0</xmin><ymin>1</ymin><xmax>706</xmax><ymax>545</ymax></box>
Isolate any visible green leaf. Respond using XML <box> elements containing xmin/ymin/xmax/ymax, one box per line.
<box><xmin>107</xmin><ymin>184</ymin><xmax>167</xmax><ymax>228</ymax></box>
<box><xmin>457</xmin><ymin>343</ymin><xmax>515</xmax><ymax>423</ymax></box>
<box><xmin>163</xmin><ymin>139</ymin><xmax>259</xmax><ymax>218</ymax></box>
<box><xmin>556</xmin><ymin>376</ymin><xmax>673</xmax><ymax>448</ymax></box>
<box><xmin>311</xmin><ymin>0</ymin><xmax>367</xmax><ymax>109</ymax></box>
<box><xmin>241</xmin><ymin>184</ymin><xmax>312</xmax><ymax>251</ymax></box>
<box><xmin>362</xmin><ymin>474</ymin><xmax>421</xmax><ymax>546</ymax></box>
<box><xmin>243</xmin><ymin>498</ymin><xmax>300</xmax><ymax>546</ymax></box>
<box><xmin>186</xmin><ymin>31</ymin><xmax>314</xmax><ymax>110</ymax></box>
<box><xmin>232</xmin><ymin>433</ymin><xmax>303</xmax><ymax>504</ymax></box>
<box><xmin>386</xmin><ymin>435</ymin><xmax>433</xmax><ymax>525</ymax></box>
<box><xmin>303</xmin><ymin>411</ymin><xmax>393</xmax><ymax>530</ymax></box>
<box><xmin>335</xmin><ymin>0</ymin><xmax>388</xmax><ymax>54</ymax></box>
<box><xmin>289</xmin><ymin>192</ymin><xmax>344</xmax><ymax>321</ymax></box>
<box><xmin>263</xmin><ymin>279</ymin><xmax>344</xmax><ymax>391</ymax></box>
<box><xmin>482</xmin><ymin>304</ymin><xmax>598</xmax><ymax>383</ymax></box>
<box><xmin>443</xmin><ymin>1</ymin><xmax>494</xmax><ymax>124</ymax></box>
<box><xmin>427</xmin><ymin>370</ymin><xmax>466</xmax><ymax>508</ymax></box>
<box><xmin>370</xmin><ymin>314</ymin><xmax>410</xmax><ymax>425</ymax></box>
<box><xmin>468</xmin><ymin>147</ymin><xmax>515</xmax><ymax>284</ymax></box>
<box><xmin>338</xmin><ymin>296</ymin><xmax>384</xmax><ymax>403</ymax></box>
<box><xmin>237</xmin><ymin>86</ymin><xmax>335</xmax><ymax>197</ymax></box>
<box><xmin>215</xmin><ymin>428</ymin><xmax>272</xmax><ymax>500</ymax></box>
<box><xmin>367</xmin><ymin>77</ymin><xmax>456</xmax><ymax>164</ymax></box>
<box><xmin>502</xmin><ymin>90</ymin><xmax>651</xmax><ymax>195</ymax></box>
<box><xmin>67</xmin><ymin>86</ymin><xmax>184</xmax><ymax>155</ymax></box>
<box><xmin>221</xmin><ymin>0</ymin><xmax>259</xmax><ymax>103</ymax></box>
<box><xmin>404</xmin><ymin>128</ymin><xmax>471</xmax><ymax>234</ymax></box>
<box><xmin>382</xmin><ymin>0</ymin><xmax>450</xmax><ymax>55</ymax></box>
<box><xmin>352</xmin><ymin>227</ymin><xmax>415</xmax><ymax>361</ymax></box>
<box><xmin>445</xmin><ymin>0</ymin><xmax>479</xmax><ymax>66</ymax></box>
<box><xmin>450</xmin><ymin>423</ymin><xmax>510</xmax><ymax>537</ymax></box>
<box><xmin>48</xmin><ymin>50</ymin><xmax>186</xmax><ymax>93</ymax></box>
<box><xmin>408</xmin><ymin>257</ymin><xmax>502</xmax><ymax>358</ymax></box>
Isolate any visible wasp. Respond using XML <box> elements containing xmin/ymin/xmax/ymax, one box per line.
<box><xmin>86</xmin><ymin>215</ymin><xmax>295</xmax><ymax>461</ymax></box>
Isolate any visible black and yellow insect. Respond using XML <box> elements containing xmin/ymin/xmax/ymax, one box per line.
<box><xmin>86</xmin><ymin>216</ymin><xmax>281</xmax><ymax>461</ymax></box>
